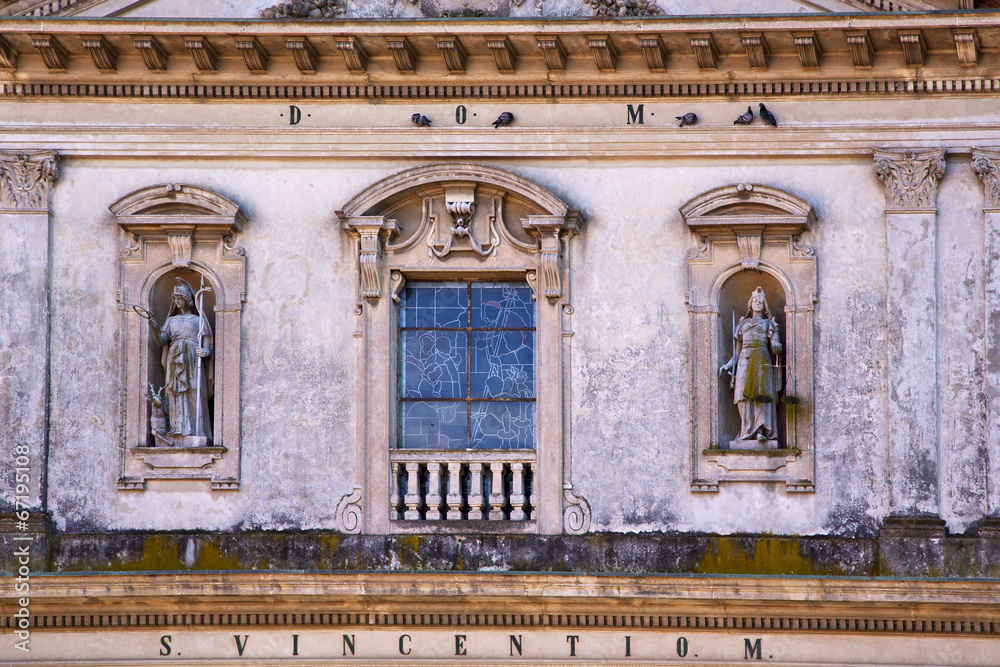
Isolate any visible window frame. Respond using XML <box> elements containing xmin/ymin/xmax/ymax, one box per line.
<box><xmin>336</xmin><ymin>164</ymin><xmax>589</xmax><ymax>535</ymax></box>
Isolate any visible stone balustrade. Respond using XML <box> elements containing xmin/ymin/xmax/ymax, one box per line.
<box><xmin>390</xmin><ymin>451</ymin><xmax>536</xmax><ymax>522</ymax></box>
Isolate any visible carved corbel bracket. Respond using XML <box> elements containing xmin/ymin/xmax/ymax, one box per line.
<box><xmin>563</xmin><ymin>484</ymin><xmax>592</xmax><ymax>535</ymax></box>
<box><xmin>872</xmin><ymin>148</ymin><xmax>946</xmax><ymax>212</ymax></box>
<box><xmin>342</xmin><ymin>215</ymin><xmax>397</xmax><ymax>299</ymax></box>
<box><xmin>523</xmin><ymin>213</ymin><xmax>582</xmax><ymax>300</ymax></box>
<box><xmin>972</xmin><ymin>149</ymin><xmax>1000</xmax><ymax>211</ymax></box>
<box><xmin>0</xmin><ymin>150</ymin><xmax>59</xmax><ymax>212</ymax></box>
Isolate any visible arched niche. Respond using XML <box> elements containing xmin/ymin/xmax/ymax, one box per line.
<box><xmin>335</xmin><ymin>163</ymin><xmax>590</xmax><ymax>537</ymax></box>
<box><xmin>683</xmin><ymin>183</ymin><xmax>817</xmax><ymax>494</ymax></box>
<box><xmin>113</xmin><ymin>184</ymin><xmax>247</xmax><ymax>491</ymax></box>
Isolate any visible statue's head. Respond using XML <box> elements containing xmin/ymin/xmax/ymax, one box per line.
<box><xmin>169</xmin><ymin>278</ymin><xmax>197</xmax><ymax>315</ymax></box>
<box><xmin>746</xmin><ymin>286</ymin><xmax>771</xmax><ymax>319</ymax></box>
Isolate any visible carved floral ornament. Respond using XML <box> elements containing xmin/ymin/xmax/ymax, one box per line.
<box><xmin>0</xmin><ymin>150</ymin><xmax>58</xmax><ymax>212</ymax></box>
<box><xmin>872</xmin><ymin>148</ymin><xmax>946</xmax><ymax>212</ymax></box>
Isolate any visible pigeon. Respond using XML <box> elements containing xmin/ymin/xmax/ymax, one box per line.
<box><xmin>759</xmin><ymin>103</ymin><xmax>778</xmax><ymax>127</ymax></box>
<box><xmin>676</xmin><ymin>113</ymin><xmax>698</xmax><ymax>127</ymax></box>
<box><xmin>492</xmin><ymin>111</ymin><xmax>514</xmax><ymax>128</ymax></box>
<box><xmin>411</xmin><ymin>113</ymin><xmax>432</xmax><ymax>127</ymax></box>
<box><xmin>733</xmin><ymin>106</ymin><xmax>753</xmax><ymax>125</ymax></box>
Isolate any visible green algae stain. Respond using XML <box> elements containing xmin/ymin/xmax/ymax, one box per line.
<box><xmin>193</xmin><ymin>539</ymin><xmax>243</xmax><ymax>570</ymax></box>
<box><xmin>696</xmin><ymin>537</ymin><xmax>841</xmax><ymax>576</ymax></box>
<box><xmin>119</xmin><ymin>534</ymin><xmax>186</xmax><ymax>571</ymax></box>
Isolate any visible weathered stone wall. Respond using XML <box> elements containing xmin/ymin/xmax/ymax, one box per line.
<box><xmin>3</xmin><ymin>94</ymin><xmax>996</xmax><ymax>556</ymax></box>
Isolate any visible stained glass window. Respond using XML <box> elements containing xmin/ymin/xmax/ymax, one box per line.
<box><xmin>399</xmin><ymin>281</ymin><xmax>536</xmax><ymax>449</ymax></box>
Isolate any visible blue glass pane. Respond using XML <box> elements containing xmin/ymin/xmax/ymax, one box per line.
<box><xmin>400</xmin><ymin>283</ymin><xmax>467</xmax><ymax>328</ymax></box>
<box><xmin>471</xmin><ymin>331</ymin><xmax>534</xmax><ymax>398</ymax></box>
<box><xmin>401</xmin><ymin>331</ymin><xmax>468</xmax><ymax>399</ymax></box>
<box><xmin>470</xmin><ymin>401</ymin><xmax>535</xmax><ymax>450</ymax></box>
<box><xmin>471</xmin><ymin>283</ymin><xmax>534</xmax><ymax>329</ymax></box>
<box><xmin>400</xmin><ymin>401</ymin><xmax>468</xmax><ymax>449</ymax></box>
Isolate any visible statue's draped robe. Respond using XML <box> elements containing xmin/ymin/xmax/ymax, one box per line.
<box><xmin>733</xmin><ymin>316</ymin><xmax>780</xmax><ymax>442</ymax></box>
<box><xmin>161</xmin><ymin>313</ymin><xmax>213</xmax><ymax>441</ymax></box>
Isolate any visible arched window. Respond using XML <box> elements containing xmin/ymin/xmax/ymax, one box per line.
<box><xmin>336</xmin><ymin>164</ymin><xmax>590</xmax><ymax>535</ymax></box>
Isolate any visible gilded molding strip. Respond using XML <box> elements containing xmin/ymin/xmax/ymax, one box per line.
<box><xmin>4</xmin><ymin>77</ymin><xmax>1000</xmax><ymax>100</ymax></box>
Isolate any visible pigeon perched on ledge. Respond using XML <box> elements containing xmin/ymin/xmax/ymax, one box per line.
<box><xmin>759</xmin><ymin>103</ymin><xmax>778</xmax><ymax>127</ymax></box>
<box><xmin>492</xmin><ymin>112</ymin><xmax>514</xmax><ymax>128</ymax></box>
<box><xmin>733</xmin><ymin>106</ymin><xmax>753</xmax><ymax>125</ymax></box>
<box><xmin>411</xmin><ymin>113</ymin><xmax>432</xmax><ymax>127</ymax></box>
<box><xmin>676</xmin><ymin>113</ymin><xmax>698</xmax><ymax>127</ymax></box>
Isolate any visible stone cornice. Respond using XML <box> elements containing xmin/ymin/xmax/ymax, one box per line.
<box><xmin>9</xmin><ymin>572</ymin><xmax>1000</xmax><ymax>629</ymax></box>
<box><xmin>0</xmin><ymin>14</ymin><xmax>999</xmax><ymax>98</ymax></box>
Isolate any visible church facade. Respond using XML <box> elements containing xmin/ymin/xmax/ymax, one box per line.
<box><xmin>1</xmin><ymin>0</ymin><xmax>1000</xmax><ymax>663</ymax></box>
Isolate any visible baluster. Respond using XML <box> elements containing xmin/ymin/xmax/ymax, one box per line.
<box><xmin>488</xmin><ymin>462</ymin><xmax>506</xmax><ymax>520</ymax></box>
<box><xmin>389</xmin><ymin>461</ymin><xmax>402</xmax><ymax>520</ymax></box>
<box><xmin>509</xmin><ymin>462</ymin><xmax>526</xmax><ymax>520</ymax></box>
<box><xmin>446</xmin><ymin>462</ymin><xmax>464</xmax><ymax>520</ymax></box>
<box><xmin>404</xmin><ymin>462</ymin><xmax>422</xmax><ymax>520</ymax></box>
<box><xmin>528</xmin><ymin>461</ymin><xmax>537</xmax><ymax>521</ymax></box>
<box><xmin>426</xmin><ymin>462</ymin><xmax>443</xmax><ymax>520</ymax></box>
<box><xmin>468</xmin><ymin>463</ymin><xmax>485</xmax><ymax>520</ymax></box>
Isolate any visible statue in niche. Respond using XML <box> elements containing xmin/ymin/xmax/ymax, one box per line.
<box><xmin>137</xmin><ymin>278</ymin><xmax>213</xmax><ymax>446</ymax></box>
<box><xmin>719</xmin><ymin>286</ymin><xmax>782</xmax><ymax>448</ymax></box>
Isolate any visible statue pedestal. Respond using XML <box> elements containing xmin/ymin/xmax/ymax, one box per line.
<box><xmin>152</xmin><ymin>431</ymin><xmax>208</xmax><ymax>447</ymax></box>
<box><xmin>729</xmin><ymin>438</ymin><xmax>779</xmax><ymax>450</ymax></box>
<box><xmin>131</xmin><ymin>446</ymin><xmax>225</xmax><ymax>469</ymax></box>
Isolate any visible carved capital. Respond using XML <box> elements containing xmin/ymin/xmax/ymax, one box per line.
<box><xmin>873</xmin><ymin>149</ymin><xmax>946</xmax><ymax>212</ymax></box>
<box><xmin>335</xmin><ymin>485</ymin><xmax>363</xmax><ymax>534</ymax></box>
<box><xmin>0</xmin><ymin>151</ymin><xmax>58</xmax><ymax>212</ymax></box>
<box><xmin>563</xmin><ymin>484</ymin><xmax>591</xmax><ymax>535</ymax></box>
<box><xmin>972</xmin><ymin>150</ymin><xmax>1000</xmax><ymax>211</ymax></box>
<box><xmin>342</xmin><ymin>216</ymin><xmax>396</xmax><ymax>299</ymax></box>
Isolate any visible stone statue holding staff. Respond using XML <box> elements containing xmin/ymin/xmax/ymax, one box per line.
<box><xmin>719</xmin><ymin>286</ymin><xmax>782</xmax><ymax>447</ymax></box>
<box><xmin>134</xmin><ymin>277</ymin><xmax>213</xmax><ymax>446</ymax></box>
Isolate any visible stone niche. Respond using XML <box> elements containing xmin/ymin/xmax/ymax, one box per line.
<box><xmin>683</xmin><ymin>184</ymin><xmax>817</xmax><ymax>493</ymax></box>
<box><xmin>113</xmin><ymin>184</ymin><xmax>247</xmax><ymax>491</ymax></box>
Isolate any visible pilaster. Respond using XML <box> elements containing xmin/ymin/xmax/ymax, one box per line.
<box><xmin>0</xmin><ymin>150</ymin><xmax>58</xmax><ymax>516</ymax></box>
<box><xmin>972</xmin><ymin>149</ymin><xmax>1000</xmax><ymax>518</ymax></box>
<box><xmin>872</xmin><ymin>148</ymin><xmax>946</xmax><ymax>518</ymax></box>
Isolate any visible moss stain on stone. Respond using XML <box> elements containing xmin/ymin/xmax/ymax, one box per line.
<box><xmin>193</xmin><ymin>539</ymin><xmax>243</xmax><ymax>570</ymax></box>
<box><xmin>696</xmin><ymin>537</ymin><xmax>841</xmax><ymax>576</ymax></box>
<box><xmin>118</xmin><ymin>534</ymin><xmax>185</xmax><ymax>571</ymax></box>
